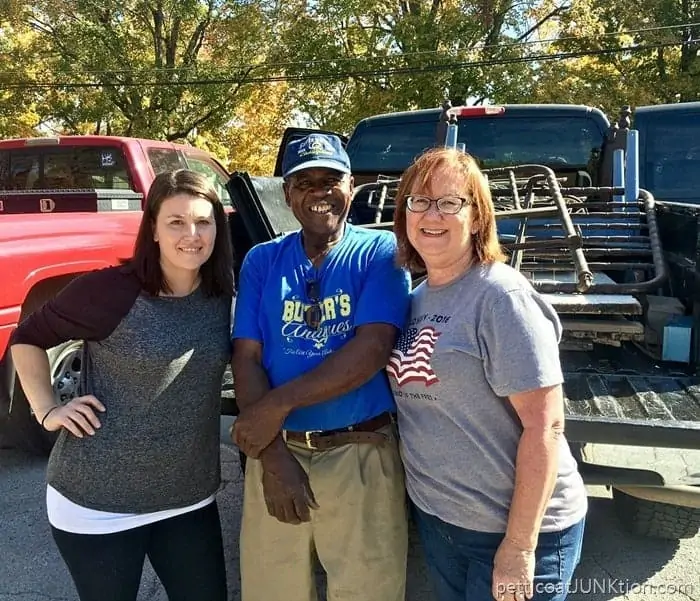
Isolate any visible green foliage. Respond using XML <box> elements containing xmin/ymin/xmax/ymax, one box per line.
<box><xmin>0</xmin><ymin>4</ymin><xmax>43</xmax><ymax>137</ymax></box>
<box><xmin>0</xmin><ymin>0</ymin><xmax>697</xmax><ymax>173</ymax></box>
<box><xmin>268</xmin><ymin>0</ymin><xmax>542</xmax><ymax>131</ymax></box>
<box><xmin>18</xmin><ymin>0</ymin><xmax>276</xmax><ymax>139</ymax></box>
<box><xmin>520</xmin><ymin>0</ymin><xmax>700</xmax><ymax>114</ymax></box>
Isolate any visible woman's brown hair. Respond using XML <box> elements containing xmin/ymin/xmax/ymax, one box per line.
<box><xmin>126</xmin><ymin>169</ymin><xmax>234</xmax><ymax>297</ymax></box>
<box><xmin>393</xmin><ymin>147</ymin><xmax>506</xmax><ymax>273</ymax></box>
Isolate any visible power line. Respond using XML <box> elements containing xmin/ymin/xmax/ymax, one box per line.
<box><xmin>2</xmin><ymin>40</ymin><xmax>698</xmax><ymax>89</ymax></box>
<box><xmin>270</xmin><ymin>40</ymin><xmax>697</xmax><ymax>82</ymax></box>
<box><xmin>0</xmin><ymin>20</ymin><xmax>698</xmax><ymax>78</ymax></box>
<box><xmin>1</xmin><ymin>39</ymin><xmax>695</xmax><ymax>89</ymax></box>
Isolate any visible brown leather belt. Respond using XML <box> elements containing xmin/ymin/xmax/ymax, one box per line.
<box><xmin>283</xmin><ymin>411</ymin><xmax>394</xmax><ymax>451</ymax></box>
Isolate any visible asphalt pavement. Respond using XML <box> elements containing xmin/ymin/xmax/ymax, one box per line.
<box><xmin>0</xmin><ymin>421</ymin><xmax>697</xmax><ymax>601</ymax></box>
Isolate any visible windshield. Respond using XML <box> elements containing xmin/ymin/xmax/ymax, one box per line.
<box><xmin>0</xmin><ymin>146</ymin><xmax>132</xmax><ymax>191</ymax></box>
<box><xmin>346</xmin><ymin>116</ymin><xmax>604</xmax><ymax>172</ymax></box>
<box><xmin>248</xmin><ymin>176</ymin><xmax>299</xmax><ymax>234</ymax></box>
<box><xmin>640</xmin><ymin>114</ymin><xmax>700</xmax><ymax>203</ymax></box>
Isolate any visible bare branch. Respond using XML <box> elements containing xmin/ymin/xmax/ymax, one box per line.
<box><xmin>166</xmin><ymin>68</ymin><xmax>254</xmax><ymax>140</ymax></box>
<box><xmin>183</xmin><ymin>1</ymin><xmax>214</xmax><ymax>66</ymax></box>
<box><xmin>166</xmin><ymin>17</ymin><xmax>180</xmax><ymax>68</ymax></box>
<box><xmin>152</xmin><ymin>4</ymin><xmax>165</xmax><ymax>69</ymax></box>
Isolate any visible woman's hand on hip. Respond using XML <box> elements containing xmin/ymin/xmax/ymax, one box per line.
<box><xmin>492</xmin><ymin>538</ymin><xmax>536</xmax><ymax>601</ymax></box>
<box><xmin>42</xmin><ymin>395</ymin><xmax>106</xmax><ymax>437</ymax></box>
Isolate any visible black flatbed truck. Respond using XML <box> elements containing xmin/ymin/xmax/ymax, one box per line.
<box><xmin>225</xmin><ymin>101</ymin><xmax>700</xmax><ymax>541</ymax></box>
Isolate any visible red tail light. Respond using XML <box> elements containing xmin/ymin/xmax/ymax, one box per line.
<box><xmin>452</xmin><ymin>106</ymin><xmax>505</xmax><ymax>117</ymax></box>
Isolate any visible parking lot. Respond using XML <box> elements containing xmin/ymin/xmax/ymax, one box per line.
<box><xmin>0</xmin><ymin>423</ymin><xmax>698</xmax><ymax>601</ymax></box>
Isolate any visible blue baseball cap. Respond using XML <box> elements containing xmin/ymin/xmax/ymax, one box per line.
<box><xmin>282</xmin><ymin>133</ymin><xmax>351</xmax><ymax>178</ymax></box>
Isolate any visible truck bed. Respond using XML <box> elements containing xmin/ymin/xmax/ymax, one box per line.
<box><xmin>562</xmin><ymin>345</ymin><xmax>700</xmax><ymax>449</ymax></box>
<box><xmin>224</xmin><ymin>172</ymin><xmax>700</xmax><ymax>451</ymax></box>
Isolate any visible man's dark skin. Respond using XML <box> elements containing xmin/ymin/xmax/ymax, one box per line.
<box><xmin>231</xmin><ymin>166</ymin><xmax>399</xmax><ymax>525</ymax></box>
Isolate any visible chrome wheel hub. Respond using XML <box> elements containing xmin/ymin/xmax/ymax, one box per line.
<box><xmin>51</xmin><ymin>342</ymin><xmax>83</xmax><ymax>404</ymax></box>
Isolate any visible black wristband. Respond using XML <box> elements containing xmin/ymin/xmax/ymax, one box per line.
<box><xmin>40</xmin><ymin>406</ymin><xmax>59</xmax><ymax>430</ymax></box>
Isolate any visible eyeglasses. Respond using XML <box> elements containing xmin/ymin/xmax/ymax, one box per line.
<box><xmin>405</xmin><ymin>195</ymin><xmax>471</xmax><ymax>214</ymax></box>
<box><xmin>305</xmin><ymin>279</ymin><xmax>322</xmax><ymax>330</ymax></box>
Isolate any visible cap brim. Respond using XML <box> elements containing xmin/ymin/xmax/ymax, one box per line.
<box><xmin>283</xmin><ymin>159</ymin><xmax>351</xmax><ymax>178</ymax></box>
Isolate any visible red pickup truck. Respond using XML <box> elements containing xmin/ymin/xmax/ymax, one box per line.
<box><xmin>0</xmin><ymin>135</ymin><xmax>233</xmax><ymax>454</ymax></box>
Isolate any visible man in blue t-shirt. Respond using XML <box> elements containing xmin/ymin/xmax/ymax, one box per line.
<box><xmin>231</xmin><ymin>132</ymin><xmax>411</xmax><ymax>601</ymax></box>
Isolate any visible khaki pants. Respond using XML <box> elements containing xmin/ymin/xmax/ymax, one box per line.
<box><xmin>239</xmin><ymin>425</ymin><xmax>408</xmax><ymax>601</ymax></box>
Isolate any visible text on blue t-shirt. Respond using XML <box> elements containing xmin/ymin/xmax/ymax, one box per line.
<box><xmin>232</xmin><ymin>224</ymin><xmax>412</xmax><ymax>431</ymax></box>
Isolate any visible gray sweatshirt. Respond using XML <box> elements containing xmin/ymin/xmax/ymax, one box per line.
<box><xmin>10</xmin><ymin>265</ymin><xmax>232</xmax><ymax>513</ymax></box>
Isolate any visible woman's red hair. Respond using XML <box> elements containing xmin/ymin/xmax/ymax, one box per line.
<box><xmin>393</xmin><ymin>147</ymin><xmax>506</xmax><ymax>273</ymax></box>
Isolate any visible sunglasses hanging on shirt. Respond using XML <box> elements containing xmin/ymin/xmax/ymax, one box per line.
<box><xmin>305</xmin><ymin>279</ymin><xmax>322</xmax><ymax>330</ymax></box>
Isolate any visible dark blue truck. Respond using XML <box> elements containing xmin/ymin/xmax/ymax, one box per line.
<box><xmin>635</xmin><ymin>101</ymin><xmax>700</xmax><ymax>206</ymax></box>
<box><xmin>227</xmin><ymin>101</ymin><xmax>700</xmax><ymax>541</ymax></box>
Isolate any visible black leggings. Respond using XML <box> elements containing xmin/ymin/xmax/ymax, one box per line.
<box><xmin>51</xmin><ymin>500</ymin><xmax>228</xmax><ymax>601</ymax></box>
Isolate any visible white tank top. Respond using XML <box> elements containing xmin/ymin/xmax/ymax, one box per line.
<box><xmin>47</xmin><ymin>485</ymin><xmax>216</xmax><ymax>534</ymax></box>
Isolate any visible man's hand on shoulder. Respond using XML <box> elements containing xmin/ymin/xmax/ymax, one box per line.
<box><xmin>260</xmin><ymin>439</ymin><xmax>319</xmax><ymax>524</ymax></box>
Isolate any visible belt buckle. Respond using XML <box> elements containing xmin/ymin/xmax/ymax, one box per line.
<box><xmin>304</xmin><ymin>430</ymin><xmax>323</xmax><ymax>450</ymax></box>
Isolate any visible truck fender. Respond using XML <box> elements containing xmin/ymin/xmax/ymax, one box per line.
<box><xmin>1</xmin><ymin>270</ymin><xmax>93</xmax><ymax>454</ymax></box>
<box><xmin>1</xmin><ymin>268</ymin><xmax>89</xmax><ymax>391</ymax></box>
<box><xmin>20</xmin><ymin>261</ymin><xmax>115</xmax><ymax>300</ymax></box>
<box><xmin>3</xmin><ymin>270</ymin><xmax>86</xmax><ymax>402</ymax></box>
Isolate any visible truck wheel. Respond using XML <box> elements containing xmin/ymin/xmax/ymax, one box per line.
<box><xmin>4</xmin><ymin>340</ymin><xmax>83</xmax><ymax>456</ymax></box>
<box><xmin>612</xmin><ymin>487</ymin><xmax>700</xmax><ymax>540</ymax></box>
<box><xmin>0</xmin><ymin>275</ymin><xmax>82</xmax><ymax>455</ymax></box>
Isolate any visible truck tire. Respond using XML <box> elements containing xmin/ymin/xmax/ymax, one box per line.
<box><xmin>3</xmin><ymin>340</ymin><xmax>83</xmax><ymax>456</ymax></box>
<box><xmin>612</xmin><ymin>487</ymin><xmax>700</xmax><ymax>540</ymax></box>
<box><xmin>0</xmin><ymin>275</ymin><xmax>81</xmax><ymax>455</ymax></box>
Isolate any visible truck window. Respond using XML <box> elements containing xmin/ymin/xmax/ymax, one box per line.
<box><xmin>640</xmin><ymin>115</ymin><xmax>700</xmax><ymax>203</ymax></box>
<box><xmin>181</xmin><ymin>154</ymin><xmax>233</xmax><ymax>208</ymax></box>
<box><xmin>0</xmin><ymin>147</ymin><xmax>132</xmax><ymax>190</ymax></box>
<box><xmin>147</xmin><ymin>148</ymin><xmax>187</xmax><ymax>175</ymax></box>
<box><xmin>347</xmin><ymin>116</ymin><xmax>604</xmax><ymax>172</ymax></box>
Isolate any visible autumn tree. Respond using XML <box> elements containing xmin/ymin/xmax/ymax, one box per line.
<box><xmin>0</xmin><ymin>3</ymin><xmax>42</xmax><ymax>137</ymax></box>
<box><xmin>521</xmin><ymin>0</ymin><xmax>700</xmax><ymax>114</ymax></box>
<box><xmin>3</xmin><ymin>0</ymin><xmax>696</xmax><ymax>155</ymax></box>
<box><xmin>195</xmin><ymin>82</ymin><xmax>294</xmax><ymax>175</ymax></box>
<box><xmin>20</xmin><ymin>0</ymin><xmax>277</xmax><ymax>140</ymax></box>
<box><xmin>265</xmin><ymin>0</ymin><xmax>549</xmax><ymax>132</ymax></box>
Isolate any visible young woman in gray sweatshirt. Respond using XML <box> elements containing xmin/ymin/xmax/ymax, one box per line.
<box><xmin>10</xmin><ymin>169</ymin><xmax>235</xmax><ymax>601</ymax></box>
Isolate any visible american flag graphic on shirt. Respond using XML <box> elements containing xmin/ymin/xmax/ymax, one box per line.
<box><xmin>387</xmin><ymin>326</ymin><xmax>440</xmax><ymax>387</ymax></box>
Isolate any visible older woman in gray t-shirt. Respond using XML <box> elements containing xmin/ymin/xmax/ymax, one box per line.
<box><xmin>387</xmin><ymin>148</ymin><xmax>588</xmax><ymax>601</ymax></box>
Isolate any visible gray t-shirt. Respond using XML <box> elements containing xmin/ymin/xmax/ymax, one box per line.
<box><xmin>10</xmin><ymin>266</ymin><xmax>232</xmax><ymax>513</ymax></box>
<box><xmin>388</xmin><ymin>261</ymin><xmax>587</xmax><ymax>533</ymax></box>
